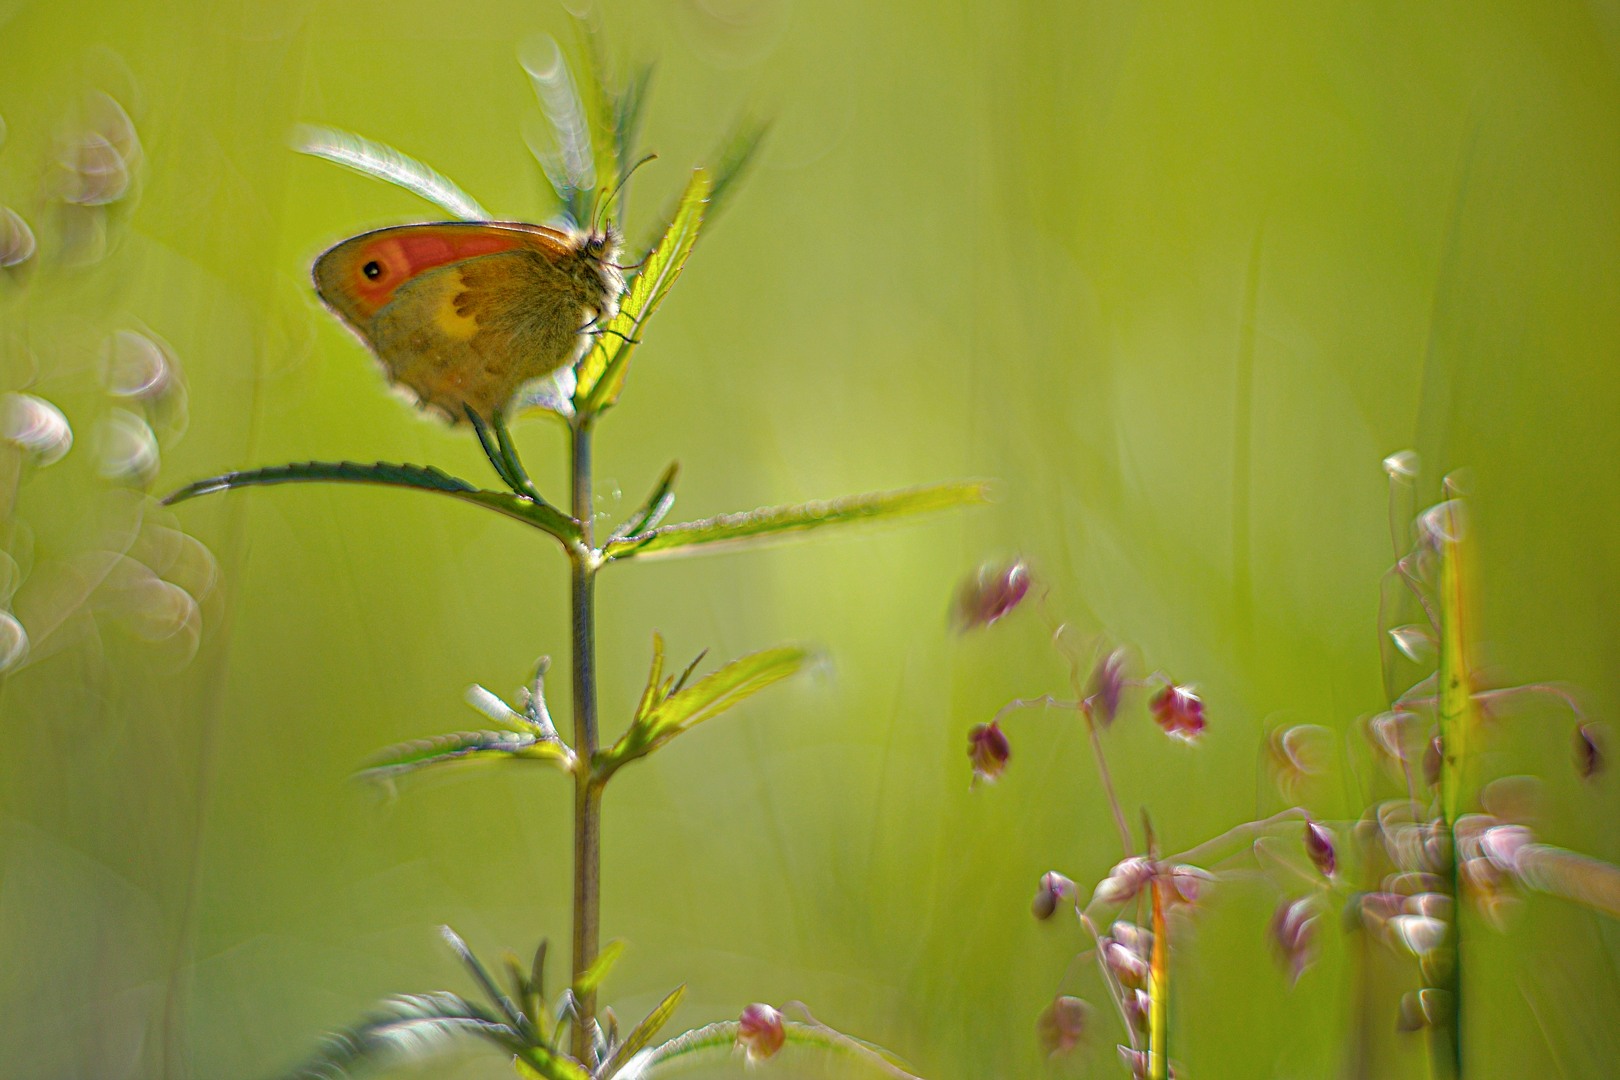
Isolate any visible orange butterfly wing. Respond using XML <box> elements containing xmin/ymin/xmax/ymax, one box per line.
<box><xmin>313</xmin><ymin>222</ymin><xmax>593</xmax><ymax>422</ymax></box>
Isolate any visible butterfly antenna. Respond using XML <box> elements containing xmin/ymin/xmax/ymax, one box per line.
<box><xmin>594</xmin><ymin>153</ymin><xmax>658</xmax><ymax>233</ymax></box>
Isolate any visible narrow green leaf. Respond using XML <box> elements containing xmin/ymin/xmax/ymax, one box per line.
<box><xmin>648</xmin><ymin>646</ymin><xmax>809</xmax><ymax>738</ymax></box>
<box><xmin>503</xmin><ymin>953</ymin><xmax>532</xmax><ymax>1017</ymax></box>
<box><xmin>442</xmin><ymin>927</ymin><xmax>532</xmax><ymax>1039</ymax></box>
<box><xmin>614</xmin><ymin>64</ymin><xmax>656</xmax><ymax>220</ymax></box>
<box><xmin>515</xmin><ymin>1055</ymin><xmax>592</xmax><ymax>1080</ymax></box>
<box><xmin>604</xmin><ymin>646</ymin><xmax>810</xmax><ymax>776</ymax></box>
<box><xmin>280</xmin><ymin>992</ymin><xmax>525</xmax><ymax>1080</ymax></box>
<box><xmin>519</xmin><ymin>35</ymin><xmax>595</xmax><ymax>225</ymax></box>
<box><xmin>604</xmin><ymin>480</ymin><xmax>990</xmax><ymax>562</ymax></box>
<box><xmin>575</xmin><ymin>169</ymin><xmax>711</xmax><ymax>411</ymax></box>
<box><xmin>669</xmin><ymin>648</ymin><xmax>708</xmax><ymax>697</ymax></box>
<box><xmin>357</xmin><ymin>730</ymin><xmax>572</xmax><ymax>784</ymax></box>
<box><xmin>572</xmin><ymin>939</ymin><xmax>626</xmax><ymax>998</ymax></box>
<box><xmin>165</xmin><ymin>459</ymin><xmax>473</xmax><ymax>502</ymax></box>
<box><xmin>596</xmin><ymin>985</ymin><xmax>685</xmax><ymax>1079</ymax></box>
<box><xmin>531</xmin><ymin>939</ymin><xmax>551</xmax><ymax>1016</ymax></box>
<box><xmin>569</xmin><ymin>10</ymin><xmax>621</xmax><ymax>223</ymax></box>
<box><xmin>162</xmin><ymin>460</ymin><xmax>582</xmax><ymax>547</ymax></box>
<box><xmin>608</xmin><ymin>463</ymin><xmax>679</xmax><ymax>543</ymax></box>
<box><xmin>293</xmin><ymin>125</ymin><xmax>489</xmax><ymax>221</ymax></box>
<box><xmin>634</xmin><ymin>634</ymin><xmax>667</xmax><ymax>723</ymax></box>
<box><xmin>704</xmin><ymin>117</ymin><xmax>768</xmax><ymax>227</ymax></box>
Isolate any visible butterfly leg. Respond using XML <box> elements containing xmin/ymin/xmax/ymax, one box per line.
<box><xmin>584</xmin><ymin>325</ymin><xmax>641</xmax><ymax>346</ymax></box>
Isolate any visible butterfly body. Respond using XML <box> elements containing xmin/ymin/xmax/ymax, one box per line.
<box><xmin>313</xmin><ymin>221</ymin><xmax>623</xmax><ymax>422</ymax></box>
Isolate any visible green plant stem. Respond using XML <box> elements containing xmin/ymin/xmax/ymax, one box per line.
<box><xmin>1430</xmin><ymin>821</ymin><xmax>1463</xmax><ymax>1080</ymax></box>
<box><xmin>569</xmin><ymin>416</ymin><xmax>602</xmax><ymax>1065</ymax></box>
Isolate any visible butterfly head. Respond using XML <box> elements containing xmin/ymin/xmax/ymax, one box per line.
<box><xmin>576</xmin><ymin>224</ymin><xmax>626</xmax><ymax>315</ymax></box>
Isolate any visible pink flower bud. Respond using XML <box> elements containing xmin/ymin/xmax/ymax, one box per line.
<box><xmin>1389</xmin><ymin>914</ymin><xmax>1447</xmax><ymax>957</ymax></box>
<box><xmin>1269</xmin><ymin>897</ymin><xmax>1319</xmax><ymax>985</ymax></box>
<box><xmin>736</xmin><ymin>1003</ymin><xmax>785</xmax><ymax>1062</ymax></box>
<box><xmin>967</xmin><ymin>721</ymin><xmax>1011</xmax><ymax>784</ymax></box>
<box><xmin>1092</xmin><ymin>857</ymin><xmax>1155</xmax><ymax>906</ymax></box>
<box><xmin>1118</xmin><ymin>1047</ymin><xmax>1176</xmax><ymax>1078</ymax></box>
<box><xmin>1102</xmin><ymin>938</ymin><xmax>1151</xmax><ymax>989</ymax></box>
<box><xmin>1108</xmin><ymin>920</ymin><xmax>1151</xmax><ymax>956</ymax></box>
<box><xmin>1036</xmin><ymin>995</ymin><xmax>1089</xmax><ymax>1056</ymax></box>
<box><xmin>1150</xmin><ymin>684</ymin><xmax>1206</xmax><ymax>741</ymax></box>
<box><xmin>1576</xmin><ymin>722</ymin><xmax>1604</xmax><ymax>779</ymax></box>
<box><xmin>952</xmin><ymin>561</ymin><xmax>1031</xmax><ymax>631</ymax></box>
<box><xmin>1167</xmin><ymin>864</ymin><xmax>1213</xmax><ymax>907</ymax></box>
<box><xmin>1123</xmin><ymin>987</ymin><xmax>1151</xmax><ymax>1036</ymax></box>
<box><xmin>1397</xmin><ymin>988</ymin><xmax>1449</xmax><ymax>1033</ymax></box>
<box><xmin>1304</xmin><ymin>820</ymin><xmax>1337</xmax><ymax>878</ymax></box>
<box><xmin>1423</xmin><ymin>735</ymin><xmax>1443</xmax><ymax>788</ymax></box>
<box><xmin>1032</xmin><ymin>871</ymin><xmax>1074</xmax><ymax>920</ymax></box>
<box><xmin>1118</xmin><ymin>1046</ymin><xmax>1149</xmax><ymax>1078</ymax></box>
<box><xmin>1087</xmin><ymin>648</ymin><xmax>1127</xmax><ymax>726</ymax></box>
<box><xmin>1479</xmin><ymin>824</ymin><xmax>1533</xmax><ymax>874</ymax></box>
<box><xmin>1352</xmin><ymin>890</ymin><xmax>1405</xmax><ymax>932</ymax></box>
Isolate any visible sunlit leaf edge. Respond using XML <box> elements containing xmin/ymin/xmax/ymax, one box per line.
<box><xmin>293</xmin><ymin>124</ymin><xmax>489</xmax><ymax>221</ymax></box>
<box><xmin>602</xmin><ymin>480</ymin><xmax>991</xmax><ymax>562</ymax></box>
<box><xmin>603</xmin><ymin>644</ymin><xmax>809</xmax><ymax>774</ymax></box>
<box><xmin>596</xmin><ymin>984</ymin><xmax>685</xmax><ymax>1079</ymax></box>
<box><xmin>574</xmin><ymin>168</ymin><xmax>711</xmax><ymax>410</ymax></box>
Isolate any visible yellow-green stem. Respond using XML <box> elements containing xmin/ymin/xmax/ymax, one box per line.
<box><xmin>569</xmin><ymin>417</ymin><xmax>602</xmax><ymax>1065</ymax></box>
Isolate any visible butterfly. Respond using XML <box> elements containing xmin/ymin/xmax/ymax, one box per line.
<box><xmin>313</xmin><ymin>220</ymin><xmax>624</xmax><ymax>423</ymax></box>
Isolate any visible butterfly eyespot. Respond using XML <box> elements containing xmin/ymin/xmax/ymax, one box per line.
<box><xmin>362</xmin><ymin>260</ymin><xmax>383</xmax><ymax>280</ymax></box>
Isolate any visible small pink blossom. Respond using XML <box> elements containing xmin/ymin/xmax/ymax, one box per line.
<box><xmin>1576</xmin><ymin>722</ymin><xmax>1605</xmax><ymax>780</ymax></box>
<box><xmin>1087</xmin><ymin>648</ymin><xmax>1128</xmax><ymax>726</ymax></box>
<box><xmin>1092</xmin><ymin>857</ymin><xmax>1155</xmax><ymax>906</ymax></box>
<box><xmin>1304</xmin><ymin>820</ymin><xmax>1337</xmax><ymax>879</ymax></box>
<box><xmin>1036</xmin><ymin>995</ymin><xmax>1089</xmax><ymax>1056</ymax></box>
<box><xmin>952</xmin><ymin>561</ymin><xmax>1031</xmax><ymax>631</ymax></box>
<box><xmin>967</xmin><ymin>721</ymin><xmax>1011</xmax><ymax>783</ymax></box>
<box><xmin>1269</xmin><ymin>897</ymin><xmax>1320</xmax><ymax>985</ymax></box>
<box><xmin>1032</xmin><ymin>871</ymin><xmax>1075</xmax><ymax>920</ymax></box>
<box><xmin>1150</xmin><ymin>684</ymin><xmax>1206</xmax><ymax>741</ymax></box>
<box><xmin>736</xmin><ymin>1003</ymin><xmax>785</xmax><ymax>1061</ymax></box>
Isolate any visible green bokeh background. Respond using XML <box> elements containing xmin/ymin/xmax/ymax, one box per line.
<box><xmin>4</xmin><ymin>1</ymin><xmax>1620</xmax><ymax>1077</ymax></box>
